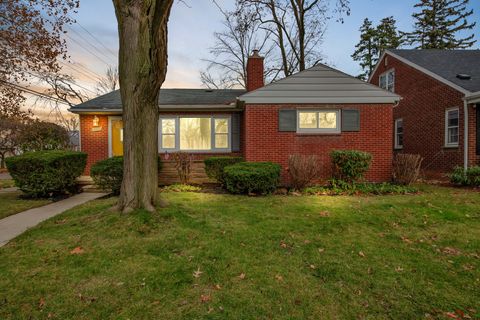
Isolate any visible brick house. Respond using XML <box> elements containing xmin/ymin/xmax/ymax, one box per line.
<box><xmin>70</xmin><ymin>51</ymin><xmax>399</xmax><ymax>184</ymax></box>
<box><xmin>369</xmin><ymin>49</ymin><xmax>480</xmax><ymax>177</ymax></box>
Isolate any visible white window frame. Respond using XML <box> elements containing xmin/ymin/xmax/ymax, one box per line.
<box><xmin>158</xmin><ymin>115</ymin><xmax>232</xmax><ymax>153</ymax></box>
<box><xmin>394</xmin><ymin>118</ymin><xmax>403</xmax><ymax>149</ymax></box>
<box><xmin>379</xmin><ymin>69</ymin><xmax>395</xmax><ymax>92</ymax></box>
<box><xmin>296</xmin><ymin>109</ymin><xmax>341</xmax><ymax>134</ymax></box>
<box><xmin>445</xmin><ymin>107</ymin><xmax>459</xmax><ymax>147</ymax></box>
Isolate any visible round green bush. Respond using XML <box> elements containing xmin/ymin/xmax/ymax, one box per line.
<box><xmin>223</xmin><ymin>162</ymin><xmax>281</xmax><ymax>195</ymax></box>
<box><xmin>5</xmin><ymin>150</ymin><xmax>87</xmax><ymax>198</ymax></box>
<box><xmin>90</xmin><ymin>156</ymin><xmax>163</xmax><ymax>194</ymax></box>
<box><xmin>330</xmin><ymin>150</ymin><xmax>372</xmax><ymax>183</ymax></box>
<box><xmin>204</xmin><ymin>156</ymin><xmax>244</xmax><ymax>185</ymax></box>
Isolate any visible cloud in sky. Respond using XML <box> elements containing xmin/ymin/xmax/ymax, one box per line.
<box><xmin>23</xmin><ymin>0</ymin><xmax>480</xmax><ymax>121</ymax></box>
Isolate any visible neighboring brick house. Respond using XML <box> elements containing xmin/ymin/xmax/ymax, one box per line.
<box><xmin>70</xmin><ymin>51</ymin><xmax>399</xmax><ymax>184</ymax></box>
<box><xmin>369</xmin><ymin>49</ymin><xmax>480</xmax><ymax>177</ymax></box>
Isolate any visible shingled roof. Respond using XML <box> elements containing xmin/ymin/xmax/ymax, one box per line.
<box><xmin>70</xmin><ymin>89</ymin><xmax>245</xmax><ymax>113</ymax></box>
<box><xmin>385</xmin><ymin>49</ymin><xmax>480</xmax><ymax>93</ymax></box>
<box><xmin>238</xmin><ymin>63</ymin><xmax>400</xmax><ymax>104</ymax></box>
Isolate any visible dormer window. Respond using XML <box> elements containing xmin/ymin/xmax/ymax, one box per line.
<box><xmin>379</xmin><ymin>70</ymin><xmax>395</xmax><ymax>92</ymax></box>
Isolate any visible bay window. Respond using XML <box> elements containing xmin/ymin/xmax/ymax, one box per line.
<box><xmin>159</xmin><ymin>116</ymin><xmax>231</xmax><ymax>152</ymax></box>
<box><xmin>297</xmin><ymin>110</ymin><xmax>340</xmax><ymax>133</ymax></box>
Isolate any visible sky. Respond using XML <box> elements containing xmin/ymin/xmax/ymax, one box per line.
<box><xmin>29</xmin><ymin>0</ymin><xmax>480</xmax><ymax>119</ymax></box>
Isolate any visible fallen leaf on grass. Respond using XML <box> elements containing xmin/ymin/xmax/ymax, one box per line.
<box><xmin>213</xmin><ymin>284</ymin><xmax>221</xmax><ymax>290</ymax></box>
<box><xmin>70</xmin><ymin>247</ymin><xmax>84</xmax><ymax>255</ymax></box>
<box><xmin>304</xmin><ymin>240</ymin><xmax>311</xmax><ymax>244</ymax></box>
<box><xmin>275</xmin><ymin>274</ymin><xmax>283</xmax><ymax>282</ymax></box>
<box><xmin>200</xmin><ymin>295</ymin><xmax>211</xmax><ymax>303</ymax></box>
<box><xmin>309</xmin><ymin>264</ymin><xmax>316</xmax><ymax>269</ymax></box>
<box><xmin>193</xmin><ymin>268</ymin><xmax>203</xmax><ymax>278</ymax></box>
<box><xmin>442</xmin><ymin>247</ymin><xmax>461</xmax><ymax>256</ymax></box>
<box><xmin>38</xmin><ymin>297</ymin><xmax>45</xmax><ymax>309</ymax></box>
<box><xmin>280</xmin><ymin>241</ymin><xmax>288</xmax><ymax>248</ymax></box>
<box><xmin>238</xmin><ymin>273</ymin><xmax>246</xmax><ymax>279</ymax></box>
<box><xmin>401</xmin><ymin>236</ymin><xmax>413</xmax><ymax>244</ymax></box>
<box><xmin>319</xmin><ymin>211</ymin><xmax>330</xmax><ymax>217</ymax></box>
<box><xmin>395</xmin><ymin>266</ymin><xmax>404</xmax><ymax>272</ymax></box>
<box><xmin>318</xmin><ymin>248</ymin><xmax>325</xmax><ymax>253</ymax></box>
<box><xmin>358</xmin><ymin>251</ymin><xmax>366</xmax><ymax>257</ymax></box>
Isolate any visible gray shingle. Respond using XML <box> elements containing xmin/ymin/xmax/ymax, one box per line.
<box><xmin>238</xmin><ymin>63</ymin><xmax>400</xmax><ymax>104</ymax></box>
<box><xmin>70</xmin><ymin>89</ymin><xmax>245</xmax><ymax>112</ymax></box>
<box><xmin>388</xmin><ymin>49</ymin><xmax>480</xmax><ymax>93</ymax></box>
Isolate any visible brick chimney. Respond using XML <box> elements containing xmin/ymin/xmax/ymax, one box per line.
<box><xmin>246</xmin><ymin>49</ymin><xmax>264</xmax><ymax>92</ymax></box>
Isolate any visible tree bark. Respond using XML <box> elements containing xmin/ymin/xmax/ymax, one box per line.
<box><xmin>112</xmin><ymin>0</ymin><xmax>174</xmax><ymax>213</ymax></box>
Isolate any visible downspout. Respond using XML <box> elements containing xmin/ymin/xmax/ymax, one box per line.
<box><xmin>464</xmin><ymin>99</ymin><xmax>469</xmax><ymax>171</ymax></box>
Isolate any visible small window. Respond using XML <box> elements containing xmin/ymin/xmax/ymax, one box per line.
<box><xmin>297</xmin><ymin>110</ymin><xmax>340</xmax><ymax>133</ymax></box>
<box><xmin>161</xmin><ymin>118</ymin><xmax>176</xmax><ymax>149</ymax></box>
<box><xmin>379</xmin><ymin>70</ymin><xmax>395</xmax><ymax>92</ymax></box>
<box><xmin>394</xmin><ymin>118</ymin><xmax>403</xmax><ymax>149</ymax></box>
<box><xmin>214</xmin><ymin>118</ymin><xmax>229</xmax><ymax>149</ymax></box>
<box><xmin>445</xmin><ymin>108</ymin><xmax>459</xmax><ymax>147</ymax></box>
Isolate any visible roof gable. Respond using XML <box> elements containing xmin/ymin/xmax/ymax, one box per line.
<box><xmin>239</xmin><ymin>63</ymin><xmax>400</xmax><ymax>104</ymax></box>
<box><xmin>375</xmin><ymin>49</ymin><xmax>480</xmax><ymax>94</ymax></box>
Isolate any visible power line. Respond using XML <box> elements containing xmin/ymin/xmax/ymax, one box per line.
<box><xmin>69</xmin><ymin>15</ymin><xmax>118</xmax><ymax>59</ymax></box>
<box><xmin>64</xmin><ymin>33</ymin><xmax>115</xmax><ymax>66</ymax></box>
<box><xmin>0</xmin><ymin>79</ymin><xmax>72</xmax><ymax>107</ymax></box>
<box><xmin>23</xmin><ymin>70</ymin><xmax>97</xmax><ymax>96</ymax></box>
<box><xmin>66</xmin><ymin>25</ymin><xmax>117</xmax><ymax>63</ymax></box>
<box><xmin>58</xmin><ymin>61</ymin><xmax>102</xmax><ymax>83</ymax></box>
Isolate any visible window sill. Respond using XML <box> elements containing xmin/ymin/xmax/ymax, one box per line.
<box><xmin>443</xmin><ymin>145</ymin><xmax>459</xmax><ymax>149</ymax></box>
<box><xmin>296</xmin><ymin>132</ymin><xmax>341</xmax><ymax>136</ymax></box>
<box><xmin>394</xmin><ymin>146</ymin><xmax>403</xmax><ymax>150</ymax></box>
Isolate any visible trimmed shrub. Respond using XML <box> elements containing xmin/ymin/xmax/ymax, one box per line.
<box><xmin>223</xmin><ymin>162</ymin><xmax>281</xmax><ymax>195</ymax></box>
<box><xmin>303</xmin><ymin>182</ymin><xmax>418</xmax><ymax>196</ymax></box>
<box><xmin>91</xmin><ymin>156</ymin><xmax>163</xmax><ymax>194</ymax></box>
<box><xmin>449</xmin><ymin>166</ymin><xmax>480</xmax><ymax>186</ymax></box>
<box><xmin>204</xmin><ymin>156</ymin><xmax>244</xmax><ymax>185</ymax></box>
<box><xmin>330</xmin><ymin>150</ymin><xmax>372</xmax><ymax>183</ymax></box>
<box><xmin>393</xmin><ymin>154</ymin><xmax>423</xmax><ymax>185</ymax></box>
<box><xmin>287</xmin><ymin>154</ymin><xmax>321</xmax><ymax>190</ymax></box>
<box><xmin>5</xmin><ymin>150</ymin><xmax>87</xmax><ymax>198</ymax></box>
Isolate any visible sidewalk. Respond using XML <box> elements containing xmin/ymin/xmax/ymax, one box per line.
<box><xmin>0</xmin><ymin>192</ymin><xmax>107</xmax><ymax>247</ymax></box>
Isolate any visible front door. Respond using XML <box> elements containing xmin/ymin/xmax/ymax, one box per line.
<box><xmin>111</xmin><ymin>119</ymin><xmax>124</xmax><ymax>156</ymax></box>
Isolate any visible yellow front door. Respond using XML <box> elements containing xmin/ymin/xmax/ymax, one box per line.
<box><xmin>111</xmin><ymin>119</ymin><xmax>124</xmax><ymax>156</ymax></box>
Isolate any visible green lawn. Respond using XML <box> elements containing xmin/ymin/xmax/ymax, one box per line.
<box><xmin>0</xmin><ymin>185</ymin><xmax>479</xmax><ymax>319</ymax></box>
<box><xmin>0</xmin><ymin>179</ymin><xmax>15</xmax><ymax>189</ymax></box>
<box><xmin>0</xmin><ymin>191</ymin><xmax>50</xmax><ymax>219</ymax></box>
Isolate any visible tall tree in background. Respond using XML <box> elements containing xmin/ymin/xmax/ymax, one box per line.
<box><xmin>200</xmin><ymin>1</ymin><xmax>274</xmax><ymax>89</ymax></box>
<box><xmin>0</xmin><ymin>0</ymin><xmax>79</xmax><ymax>118</ymax></box>
<box><xmin>112</xmin><ymin>0</ymin><xmax>174</xmax><ymax>213</ymax></box>
<box><xmin>237</xmin><ymin>0</ymin><xmax>350</xmax><ymax>77</ymax></box>
<box><xmin>404</xmin><ymin>0</ymin><xmax>476</xmax><ymax>49</ymax></box>
<box><xmin>351</xmin><ymin>18</ymin><xmax>377</xmax><ymax>80</ymax></box>
<box><xmin>352</xmin><ymin>16</ymin><xmax>402</xmax><ymax>80</ymax></box>
<box><xmin>96</xmin><ymin>66</ymin><xmax>119</xmax><ymax>95</ymax></box>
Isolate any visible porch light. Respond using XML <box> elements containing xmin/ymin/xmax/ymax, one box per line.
<box><xmin>92</xmin><ymin>116</ymin><xmax>100</xmax><ymax>127</ymax></box>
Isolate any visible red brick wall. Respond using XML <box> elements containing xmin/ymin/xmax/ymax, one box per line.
<box><xmin>243</xmin><ymin>104</ymin><xmax>394</xmax><ymax>183</ymax></box>
<box><xmin>370</xmin><ymin>54</ymin><xmax>472</xmax><ymax>177</ymax></box>
<box><xmin>79</xmin><ymin>112</ymin><xmax>244</xmax><ymax>175</ymax></box>
<box><xmin>80</xmin><ymin>115</ymin><xmax>109</xmax><ymax>174</ymax></box>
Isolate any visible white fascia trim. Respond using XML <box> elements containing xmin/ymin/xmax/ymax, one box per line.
<box><xmin>464</xmin><ymin>91</ymin><xmax>480</xmax><ymax>104</ymax></box>
<box><xmin>370</xmin><ymin>50</ymin><xmax>470</xmax><ymax>95</ymax></box>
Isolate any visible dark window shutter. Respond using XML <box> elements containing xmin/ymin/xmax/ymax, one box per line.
<box><xmin>342</xmin><ymin>109</ymin><xmax>360</xmax><ymax>132</ymax></box>
<box><xmin>476</xmin><ymin>107</ymin><xmax>480</xmax><ymax>155</ymax></box>
<box><xmin>231</xmin><ymin>113</ymin><xmax>241</xmax><ymax>152</ymax></box>
<box><xmin>279</xmin><ymin>109</ymin><xmax>297</xmax><ymax>132</ymax></box>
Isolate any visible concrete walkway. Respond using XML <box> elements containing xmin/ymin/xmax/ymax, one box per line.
<box><xmin>0</xmin><ymin>172</ymin><xmax>12</xmax><ymax>180</ymax></box>
<box><xmin>0</xmin><ymin>192</ymin><xmax>107</xmax><ymax>247</ymax></box>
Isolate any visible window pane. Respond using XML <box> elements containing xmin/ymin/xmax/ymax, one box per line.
<box><xmin>299</xmin><ymin>112</ymin><xmax>317</xmax><ymax>128</ymax></box>
<box><xmin>215</xmin><ymin>119</ymin><xmax>228</xmax><ymax>133</ymax></box>
<box><xmin>215</xmin><ymin>134</ymin><xmax>228</xmax><ymax>148</ymax></box>
<box><xmin>397</xmin><ymin>134</ymin><xmax>403</xmax><ymax>146</ymax></box>
<box><xmin>180</xmin><ymin>118</ymin><xmax>211</xmax><ymax>150</ymax></box>
<box><xmin>449</xmin><ymin>127</ymin><xmax>459</xmax><ymax>144</ymax></box>
<box><xmin>319</xmin><ymin>112</ymin><xmax>337</xmax><ymax>129</ymax></box>
<box><xmin>162</xmin><ymin>135</ymin><xmax>175</xmax><ymax>149</ymax></box>
<box><xmin>379</xmin><ymin>75</ymin><xmax>386</xmax><ymax>89</ymax></box>
<box><xmin>396</xmin><ymin>120</ymin><xmax>403</xmax><ymax>133</ymax></box>
<box><xmin>162</xmin><ymin>119</ymin><xmax>175</xmax><ymax>134</ymax></box>
<box><xmin>448</xmin><ymin>110</ymin><xmax>459</xmax><ymax>127</ymax></box>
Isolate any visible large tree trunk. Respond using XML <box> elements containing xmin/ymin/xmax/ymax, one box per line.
<box><xmin>113</xmin><ymin>0</ymin><xmax>174</xmax><ymax>213</ymax></box>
